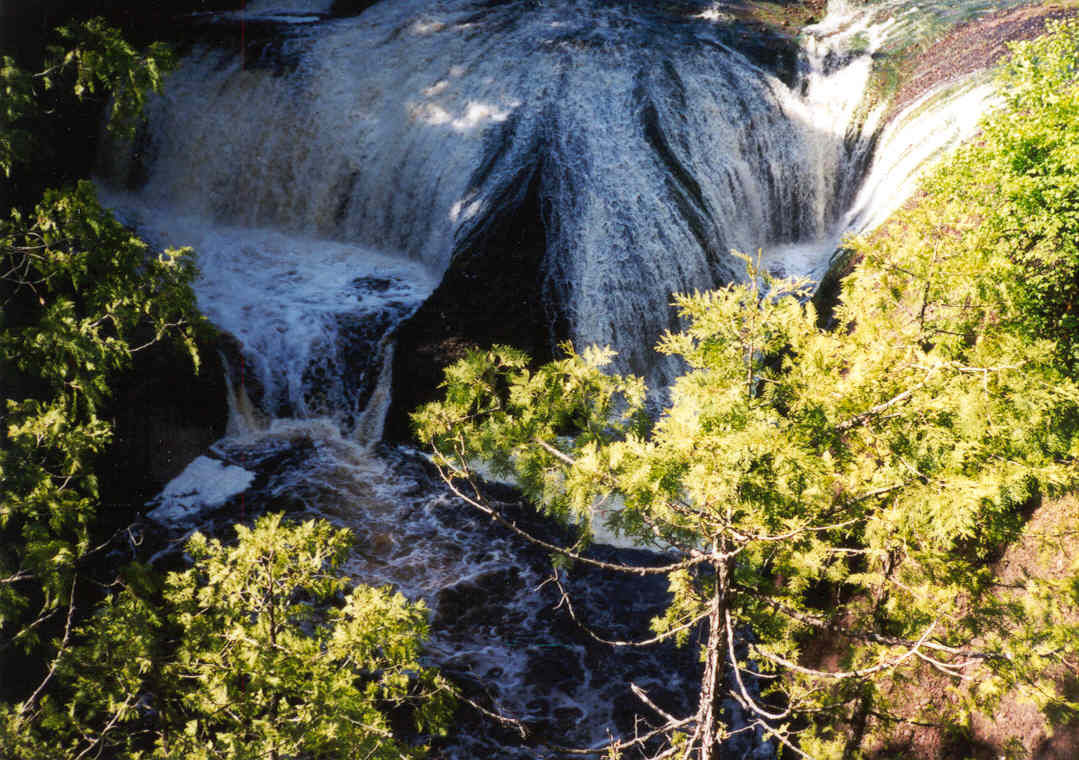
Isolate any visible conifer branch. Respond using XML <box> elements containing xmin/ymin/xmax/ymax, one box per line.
<box><xmin>432</xmin><ymin>449</ymin><xmax>711</xmax><ymax>576</ymax></box>
<box><xmin>835</xmin><ymin>378</ymin><xmax>930</xmax><ymax>432</ymax></box>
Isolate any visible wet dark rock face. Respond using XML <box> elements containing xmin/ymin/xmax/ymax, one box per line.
<box><xmin>887</xmin><ymin>4</ymin><xmax>1079</xmax><ymax>121</ymax></box>
<box><xmin>97</xmin><ymin>334</ymin><xmax>230</xmax><ymax>521</ymax></box>
<box><xmin>329</xmin><ymin>0</ymin><xmax>382</xmax><ymax>17</ymax></box>
<box><xmin>384</xmin><ymin>172</ymin><xmax>561</xmax><ymax>442</ymax></box>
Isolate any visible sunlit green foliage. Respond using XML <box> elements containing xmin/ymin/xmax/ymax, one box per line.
<box><xmin>160</xmin><ymin>515</ymin><xmax>453</xmax><ymax>760</ymax></box>
<box><xmin>0</xmin><ymin>178</ymin><xmax>201</xmax><ymax>649</ymax></box>
<box><xmin>416</xmin><ymin>253</ymin><xmax>1079</xmax><ymax>757</ymax></box>
<box><xmin>415</xmin><ymin>20</ymin><xmax>1079</xmax><ymax>759</ymax></box>
<box><xmin>918</xmin><ymin>17</ymin><xmax>1079</xmax><ymax>365</ymax></box>
<box><xmin>0</xmin><ymin>18</ymin><xmax>175</xmax><ymax>177</ymax></box>
<box><xmin>0</xmin><ymin>19</ymin><xmax>193</xmax><ymax>650</ymax></box>
<box><xmin>2</xmin><ymin>515</ymin><xmax>454</xmax><ymax>760</ymax></box>
<box><xmin>0</xmin><ymin>14</ymin><xmax>193</xmax><ymax>691</ymax></box>
<box><xmin>0</xmin><ymin>21</ymin><xmax>206</xmax><ymax>760</ymax></box>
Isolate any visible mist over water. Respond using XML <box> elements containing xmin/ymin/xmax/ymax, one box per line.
<box><xmin>99</xmin><ymin>0</ymin><xmax>1010</xmax><ymax>755</ymax></box>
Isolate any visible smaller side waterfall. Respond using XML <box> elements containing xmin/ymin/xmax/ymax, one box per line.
<box><xmin>99</xmin><ymin>190</ymin><xmax>436</xmax><ymax>438</ymax></box>
<box><xmin>843</xmin><ymin>77</ymin><xmax>997</xmax><ymax>234</ymax></box>
<box><xmin>757</xmin><ymin>1</ymin><xmax>1010</xmax><ymax>281</ymax></box>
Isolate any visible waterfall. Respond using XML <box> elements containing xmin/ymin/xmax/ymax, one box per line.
<box><xmin>104</xmin><ymin>0</ymin><xmax>1004</xmax><ymax>392</ymax></box>
<box><xmin>98</xmin><ymin>193</ymin><xmax>437</xmax><ymax>432</ymax></box>
<box><xmin>844</xmin><ymin>75</ymin><xmax>997</xmax><ymax>232</ymax></box>
<box><xmin>103</xmin><ymin>0</ymin><xmax>962</xmax><ymax>389</ymax></box>
<box><xmin>102</xmin><ymin>1</ymin><xmax>1020</xmax><ymax>755</ymax></box>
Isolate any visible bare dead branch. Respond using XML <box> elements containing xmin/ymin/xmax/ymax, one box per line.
<box><xmin>631</xmin><ymin>682</ymin><xmax>682</xmax><ymax>726</ymax></box>
<box><xmin>455</xmin><ymin>691</ymin><xmax>528</xmax><ymax>739</ymax></box>
<box><xmin>749</xmin><ymin>619</ymin><xmax>940</xmax><ymax>681</ymax></box>
<box><xmin>17</xmin><ymin>576</ymin><xmax>77</xmax><ymax>721</ymax></box>
<box><xmin>725</xmin><ymin>608</ymin><xmax>790</xmax><ymax>722</ymax></box>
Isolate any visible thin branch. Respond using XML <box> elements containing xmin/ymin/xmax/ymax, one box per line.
<box><xmin>725</xmin><ymin>608</ymin><xmax>790</xmax><ymax>722</ymax></box>
<box><xmin>543</xmin><ymin>714</ymin><xmax>696</xmax><ymax>756</ymax></box>
<box><xmin>751</xmin><ymin>718</ymin><xmax>819</xmax><ymax>760</ymax></box>
<box><xmin>0</xmin><ymin>604</ymin><xmax>57</xmax><ymax>654</ymax></box>
<box><xmin>129</xmin><ymin>320</ymin><xmax>189</xmax><ymax>353</ymax></box>
<box><xmin>17</xmin><ymin>576</ymin><xmax>77</xmax><ymax>721</ymax></box>
<box><xmin>0</xmin><ymin>568</ymin><xmax>33</xmax><ymax>585</ymax></box>
<box><xmin>631</xmin><ymin>682</ymin><xmax>682</xmax><ymax>726</ymax></box>
<box><xmin>866</xmin><ymin>709</ymin><xmax>947</xmax><ymax>729</ymax></box>
<box><xmin>71</xmin><ymin>692</ymin><xmax>137</xmax><ymax>760</ymax></box>
<box><xmin>737</xmin><ymin>586</ymin><xmax>1002</xmax><ymax>663</ymax></box>
<box><xmin>836</xmin><ymin>381</ymin><xmax>926</xmax><ymax>432</ymax></box>
<box><xmin>911</xmin><ymin>648</ymin><xmax>977</xmax><ymax>680</ymax></box>
<box><xmin>432</xmin><ymin>452</ymin><xmax>709</xmax><ymax>576</ymax></box>
<box><xmin>455</xmin><ymin>691</ymin><xmax>528</xmax><ymax>739</ymax></box>
<box><xmin>727</xmin><ymin>516</ymin><xmax>862</xmax><ymax>545</ymax></box>
<box><xmin>551</xmin><ymin>571</ymin><xmax>709</xmax><ymax>647</ymax></box>
<box><xmin>749</xmin><ymin>619</ymin><xmax>940</xmax><ymax>681</ymax></box>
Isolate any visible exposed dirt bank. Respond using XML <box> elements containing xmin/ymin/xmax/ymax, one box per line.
<box><xmin>888</xmin><ymin>2</ymin><xmax>1079</xmax><ymax>119</ymax></box>
<box><xmin>863</xmin><ymin>495</ymin><xmax>1079</xmax><ymax>759</ymax></box>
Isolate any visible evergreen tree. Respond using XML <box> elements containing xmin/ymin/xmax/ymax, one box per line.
<box><xmin>1</xmin><ymin>19</ymin><xmax>196</xmax><ymax>659</ymax></box>
<box><xmin>1</xmin><ymin>16</ymin><xmax>175</xmax><ymax>180</ymax></box>
<box><xmin>1</xmin><ymin>514</ymin><xmax>454</xmax><ymax>760</ymax></box>
<box><xmin>414</xmin><ymin>21</ymin><xmax>1079</xmax><ymax>759</ymax></box>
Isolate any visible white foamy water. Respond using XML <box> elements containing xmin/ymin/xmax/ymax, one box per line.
<box><xmin>100</xmin><ymin>189</ymin><xmax>436</xmax><ymax>428</ymax></box>
<box><xmin>844</xmin><ymin>75</ymin><xmax>997</xmax><ymax>233</ymax></box>
<box><xmin>105</xmin><ymin>0</ymin><xmax>987</xmax><ymax>386</ymax></box>
<box><xmin>147</xmin><ymin>455</ymin><xmax>255</xmax><ymax>525</ymax></box>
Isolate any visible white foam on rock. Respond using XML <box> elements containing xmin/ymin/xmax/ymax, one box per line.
<box><xmin>147</xmin><ymin>456</ymin><xmax>255</xmax><ymax>526</ymax></box>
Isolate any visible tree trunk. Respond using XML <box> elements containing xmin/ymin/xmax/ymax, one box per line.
<box><xmin>699</xmin><ymin>556</ymin><xmax>729</xmax><ymax>760</ymax></box>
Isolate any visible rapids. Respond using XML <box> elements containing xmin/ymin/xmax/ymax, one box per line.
<box><xmin>99</xmin><ymin>0</ymin><xmax>1021</xmax><ymax>755</ymax></box>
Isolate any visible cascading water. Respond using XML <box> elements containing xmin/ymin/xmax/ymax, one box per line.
<box><xmin>98</xmin><ymin>0</ymin><xmax>1023</xmax><ymax>755</ymax></box>
<box><xmin>102</xmin><ymin>0</ymin><xmax>913</xmax><ymax>382</ymax></box>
